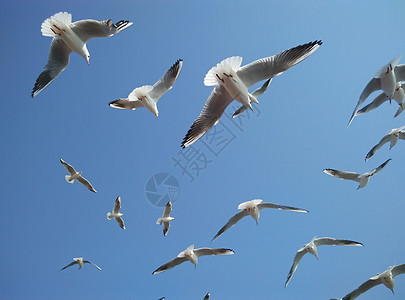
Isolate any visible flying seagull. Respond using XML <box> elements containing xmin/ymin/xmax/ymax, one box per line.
<box><xmin>60</xmin><ymin>158</ymin><xmax>97</xmax><ymax>192</ymax></box>
<box><xmin>323</xmin><ymin>158</ymin><xmax>391</xmax><ymax>189</ymax></box>
<box><xmin>212</xmin><ymin>199</ymin><xmax>308</xmax><ymax>242</ymax></box>
<box><xmin>109</xmin><ymin>59</ymin><xmax>183</xmax><ymax>118</ymax></box>
<box><xmin>232</xmin><ymin>78</ymin><xmax>272</xmax><ymax>118</ymax></box>
<box><xmin>60</xmin><ymin>257</ymin><xmax>102</xmax><ymax>271</ymax></box>
<box><xmin>107</xmin><ymin>196</ymin><xmax>125</xmax><ymax>229</ymax></box>
<box><xmin>152</xmin><ymin>244</ymin><xmax>234</xmax><ymax>275</ymax></box>
<box><xmin>32</xmin><ymin>12</ymin><xmax>133</xmax><ymax>97</ymax></box>
<box><xmin>355</xmin><ymin>82</ymin><xmax>405</xmax><ymax>119</ymax></box>
<box><xmin>285</xmin><ymin>237</ymin><xmax>363</xmax><ymax>287</ymax></box>
<box><xmin>365</xmin><ymin>126</ymin><xmax>405</xmax><ymax>161</ymax></box>
<box><xmin>337</xmin><ymin>264</ymin><xmax>405</xmax><ymax>299</ymax></box>
<box><xmin>181</xmin><ymin>40</ymin><xmax>322</xmax><ymax>148</ymax></box>
<box><xmin>203</xmin><ymin>292</ymin><xmax>210</xmax><ymax>300</ymax></box>
<box><xmin>156</xmin><ymin>201</ymin><xmax>174</xmax><ymax>236</ymax></box>
<box><xmin>347</xmin><ymin>55</ymin><xmax>405</xmax><ymax>126</ymax></box>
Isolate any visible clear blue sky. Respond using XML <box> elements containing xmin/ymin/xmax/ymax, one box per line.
<box><xmin>2</xmin><ymin>0</ymin><xmax>405</xmax><ymax>299</ymax></box>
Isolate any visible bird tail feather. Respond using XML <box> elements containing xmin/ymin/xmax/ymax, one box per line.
<box><xmin>41</xmin><ymin>12</ymin><xmax>72</xmax><ymax>37</ymax></box>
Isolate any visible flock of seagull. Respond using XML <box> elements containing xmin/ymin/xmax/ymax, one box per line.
<box><xmin>32</xmin><ymin>11</ymin><xmax>405</xmax><ymax>300</ymax></box>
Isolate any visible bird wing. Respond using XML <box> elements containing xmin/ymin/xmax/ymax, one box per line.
<box><xmin>211</xmin><ymin>210</ymin><xmax>249</xmax><ymax>242</ymax></box>
<box><xmin>149</xmin><ymin>59</ymin><xmax>183</xmax><ymax>102</ymax></box>
<box><xmin>394</xmin><ymin>65</ymin><xmax>405</xmax><ymax>82</ymax></box>
<box><xmin>71</xmin><ymin>19</ymin><xmax>132</xmax><ymax>43</ymax></box>
<box><xmin>314</xmin><ymin>237</ymin><xmax>363</xmax><ymax>247</ymax></box>
<box><xmin>367</xmin><ymin>158</ymin><xmax>391</xmax><ymax>176</ymax></box>
<box><xmin>348</xmin><ymin>78</ymin><xmax>381</xmax><ymax>126</ymax></box>
<box><xmin>392</xmin><ymin>264</ymin><xmax>405</xmax><ymax>277</ymax></box>
<box><xmin>323</xmin><ymin>169</ymin><xmax>361</xmax><ymax>182</ymax></box>
<box><xmin>355</xmin><ymin>92</ymin><xmax>388</xmax><ymax>116</ymax></box>
<box><xmin>236</xmin><ymin>41</ymin><xmax>322</xmax><ymax>89</ymax></box>
<box><xmin>181</xmin><ymin>84</ymin><xmax>234</xmax><ymax>148</ymax></box>
<box><xmin>60</xmin><ymin>261</ymin><xmax>77</xmax><ymax>271</ymax></box>
<box><xmin>257</xmin><ymin>202</ymin><xmax>308</xmax><ymax>213</ymax></box>
<box><xmin>60</xmin><ymin>159</ymin><xmax>76</xmax><ymax>175</ymax></box>
<box><xmin>115</xmin><ymin>217</ymin><xmax>125</xmax><ymax>230</ymax></box>
<box><xmin>32</xmin><ymin>37</ymin><xmax>72</xmax><ymax>97</ymax></box>
<box><xmin>194</xmin><ymin>248</ymin><xmax>234</xmax><ymax>257</ymax></box>
<box><xmin>203</xmin><ymin>292</ymin><xmax>210</xmax><ymax>300</ymax></box>
<box><xmin>163</xmin><ymin>201</ymin><xmax>172</xmax><ymax>218</ymax></box>
<box><xmin>109</xmin><ymin>98</ymin><xmax>144</xmax><ymax>110</ymax></box>
<box><xmin>83</xmin><ymin>260</ymin><xmax>102</xmax><ymax>271</ymax></box>
<box><xmin>232</xmin><ymin>78</ymin><xmax>272</xmax><ymax>118</ymax></box>
<box><xmin>341</xmin><ymin>278</ymin><xmax>381</xmax><ymax>300</ymax></box>
<box><xmin>365</xmin><ymin>134</ymin><xmax>392</xmax><ymax>161</ymax></box>
<box><xmin>77</xmin><ymin>176</ymin><xmax>97</xmax><ymax>193</ymax></box>
<box><xmin>285</xmin><ymin>247</ymin><xmax>307</xmax><ymax>287</ymax></box>
<box><xmin>113</xmin><ymin>196</ymin><xmax>121</xmax><ymax>214</ymax></box>
<box><xmin>152</xmin><ymin>257</ymin><xmax>188</xmax><ymax>275</ymax></box>
<box><xmin>398</xmin><ymin>131</ymin><xmax>405</xmax><ymax>140</ymax></box>
<box><xmin>163</xmin><ymin>222</ymin><xmax>170</xmax><ymax>236</ymax></box>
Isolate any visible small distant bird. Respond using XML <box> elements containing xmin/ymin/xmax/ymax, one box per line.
<box><xmin>32</xmin><ymin>12</ymin><xmax>133</xmax><ymax>97</ymax></box>
<box><xmin>60</xmin><ymin>158</ymin><xmax>97</xmax><ymax>192</ymax></box>
<box><xmin>338</xmin><ymin>264</ymin><xmax>405</xmax><ymax>299</ymax></box>
<box><xmin>323</xmin><ymin>158</ymin><xmax>391</xmax><ymax>189</ymax></box>
<box><xmin>348</xmin><ymin>55</ymin><xmax>405</xmax><ymax>126</ymax></box>
<box><xmin>212</xmin><ymin>199</ymin><xmax>308</xmax><ymax>242</ymax></box>
<box><xmin>355</xmin><ymin>82</ymin><xmax>405</xmax><ymax>119</ymax></box>
<box><xmin>107</xmin><ymin>196</ymin><xmax>125</xmax><ymax>229</ymax></box>
<box><xmin>156</xmin><ymin>201</ymin><xmax>174</xmax><ymax>236</ymax></box>
<box><xmin>181</xmin><ymin>40</ymin><xmax>322</xmax><ymax>148</ymax></box>
<box><xmin>60</xmin><ymin>257</ymin><xmax>102</xmax><ymax>271</ymax></box>
<box><xmin>152</xmin><ymin>244</ymin><xmax>234</xmax><ymax>275</ymax></box>
<box><xmin>109</xmin><ymin>59</ymin><xmax>183</xmax><ymax>118</ymax></box>
<box><xmin>232</xmin><ymin>78</ymin><xmax>272</xmax><ymax>118</ymax></box>
<box><xmin>203</xmin><ymin>292</ymin><xmax>210</xmax><ymax>300</ymax></box>
<box><xmin>365</xmin><ymin>126</ymin><xmax>405</xmax><ymax>161</ymax></box>
<box><xmin>285</xmin><ymin>237</ymin><xmax>363</xmax><ymax>287</ymax></box>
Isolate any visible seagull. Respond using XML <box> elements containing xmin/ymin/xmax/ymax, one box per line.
<box><xmin>32</xmin><ymin>12</ymin><xmax>133</xmax><ymax>97</ymax></box>
<box><xmin>232</xmin><ymin>78</ymin><xmax>272</xmax><ymax>118</ymax></box>
<box><xmin>347</xmin><ymin>55</ymin><xmax>405</xmax><ymax>126</ymax></box>
<box><xmin>365</xmin><ymin>126</ymin><xmax>405</xmax><ymax>161</ymax></box>
<box><xmin>152</xmin><ymin>244</ymin><xmax>234</xmax><ymax>275</ymax></box>
<box><xmin>181</xmin><ymin>40</ymin><xmax>322</xmax><ymax>148</ymax></box>
<box><xmin>354</xmin><ymin>82</ymin><xmax>405</xmax><ymax>119</ymax></box>
<box><xmin>156</xmin><ymin>201</ymin><xmax>174</xmax><ymax>236</ymax></box>
<box><xmin>323</xmin><ymin>158</ymin><xmax>391</xmax><ymax>189</ymax></box>
<box><xmin>203</xmin><ymin>292</ymin><xmax>210</xmax><ymax>300</ymax></box>
<box><xmin>338</xmin><ymin>264</ymin><xmax>405</xmax><ymax>299</ymax></box>
<box><xmin>109</xmin><ymin>59</ymin><xmax>183</xmax><ymax>118</ymax></box>
<box><xmin>60</xmin><ymin>257</ymin><xmax>102</xmax><ymax>271</ymax></box>
<box><xmin>212</xmin><ymin>199</ymin><xmax>308</xmax><ymax>242</ymax></box>
<box><xmin>285</xmin><ymin>237</ymin><xmax>363</xmax><ymax>287</ymax></box>
<box><xmin>60</xmin><ymin>158</ymin><xmax>97</xmax><ymax>192</ymax></box>
<box><xmin>107</xmin><ymin>196</ymin><xmax>125</xmax><ymax>229</ymax></box>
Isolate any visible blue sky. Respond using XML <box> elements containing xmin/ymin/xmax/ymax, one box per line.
<box><xmin>2</xmin><ymin>0</ymin><xmax>405</xmax><ymax>299</ymax></box>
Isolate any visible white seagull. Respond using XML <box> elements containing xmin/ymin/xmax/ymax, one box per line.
<box><xmin>107</xmin><ymin>196</ymin><xmax>125</xmax><ymax>229</ymax></box>
<box><xmin>152</xmin><ymin>244</ymin><xmax>234</xmax><ymax>275</ymax></box>
<box><xmin>212</xmin><ymin>199</ymin><xmax>308</xmax><ymax>242</ymax></box>
<box><xmin>109</xmin><ymin>59</ymin><xmax>183</xmax><ymax>118</ymax></box>
<box><xmin>32</xmin><ymin>12</ymin><xmax>133</xmax><ymax>97</ymax></box>
<box><xmin>365</xmin><ymin>126</ymin><xmax>405</xmax><ymax>161</ymax></box>
<box><xmin>355</xmin><ymin>82</ymin><xmax>405</xmax><ymax>119</ymax></box>
<box><xmin>285</xmin><ymin>237</ymin><xmax>363</xmax><ymax>287</ymax></box>
<box><xmin>60</xmin><ymin>158</ymin><xmax>97</xmax><ymax>192</ymax></box>
<box><xmin>323</xmin><ymin>158</ymin><xmax>391</xmax><ymax>189</ymax></box>
<box><xmin>338</xmin><ymin>264</ymin><xmax>405</xmax><ymax>299</ymax></box>
<box><xmin>60</xmin><ymin>257</ymin><xmax>102</xmax><ymax>271</ymax></box>
<box><xmin>348</xmin><ymin>55</ymin><xmax>405</xmax><ymax>126</ymax></box>
<box><xmin>181</xmin><ymin>40</ymin><xmax>322</xmax><ymax>148</ymax></box>
<box><xmin>156</xmin><ymin>201</ymin><xmax>174</xmax><ymax>236</ymax></box>
<box><xmin>232</xmin><ymin>78</ymin><xmax>272</xmax><ymax>118</ymax></box>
